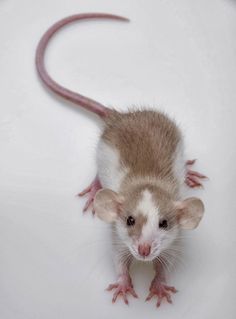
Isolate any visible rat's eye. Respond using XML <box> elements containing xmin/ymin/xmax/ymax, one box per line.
<box><xmin>159</xmin><ymin>219</ymin><xmax>168</xmax><ymax>229</ymax></box>
<box><xmin>127</xmin><ymin>216</ymin><xmax>135</xmax><ymax>226</ymax></box>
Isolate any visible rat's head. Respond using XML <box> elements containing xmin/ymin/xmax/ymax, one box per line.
<box><xmin>94</xmin><ymin>185</ymin><xmax>204</xmax><ymax>261</ymax></box>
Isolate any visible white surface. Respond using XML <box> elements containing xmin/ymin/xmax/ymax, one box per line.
<box><xmin>0</xmin><ymin>0</ymin><xmax>236</xmax><ymax>318</ymax></box>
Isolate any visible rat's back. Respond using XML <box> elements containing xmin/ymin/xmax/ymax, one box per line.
<box><xmin>97</xmin><ymin>109</ymin><xmax>184</xmax><ymax>191</ymax></box>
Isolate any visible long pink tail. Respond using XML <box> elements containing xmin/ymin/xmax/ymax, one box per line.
<box><xmin>35</xmin><ymin>13</ymin><xmax>129</xmax><ymax>118</ymax></box>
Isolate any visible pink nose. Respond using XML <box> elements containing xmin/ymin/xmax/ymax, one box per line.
<box><xmin>138</xmin><ymin>244</ymin><xmax>151</xmax><ymax>257</ymax></box>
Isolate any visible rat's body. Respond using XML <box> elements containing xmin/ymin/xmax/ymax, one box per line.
<box><xmin>36</xmin><ymin>13</ymin><xmax>206</xmax><ymax>307</ymax></box>
<box><xmin>99</xmin><ymin>110</ymin><xmax>183</xmax><ymax>192</ymax></box>
<box><xmin>95</xmin><ymin>110</ymin><xmax>187</xmax><ymax>304</ymax></box>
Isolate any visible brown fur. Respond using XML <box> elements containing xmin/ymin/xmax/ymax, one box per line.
<box><xmin>125</xmin><ymin>214</ymin><xmax>148</xmax><ymax>238</ymax></box>
<box><xmin>102</xmin><ymin>109</ymin><xmax>182</xmax><ymax>183</ymax></box>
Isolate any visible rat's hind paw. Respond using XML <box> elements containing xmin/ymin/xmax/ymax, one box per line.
<box><xmin>77</xmin><ymin>175</ymin><xmax>102</xmax><ymax>212</ymax></box>
<box><xmin>185</xmin><ymin>159</ymin><xmax>207</xmax><ymax>188</ymax></box>
<box><xmin>146</xmin><ymin>279</ymin><xmax>177</xmax><ymax>307</ymax></box>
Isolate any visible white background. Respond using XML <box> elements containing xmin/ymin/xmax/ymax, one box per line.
<box><xmin>0</xmin><ymin>0</ymin><xmax>236</xmax><ymax>318</ymax></box>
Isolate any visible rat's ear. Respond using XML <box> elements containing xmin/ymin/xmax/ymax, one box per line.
<box><xmin>94</xmin><ymin>189</ymin><xmax>124</xmax><ymax>223</ymax></box>
<box><xmin>175</xmin><ymin>197</ymin><xmax>204</xmax><ymax>230</ymax></box>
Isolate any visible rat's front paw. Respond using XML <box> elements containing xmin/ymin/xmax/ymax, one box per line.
<box><xmin>146</xmin><ymin>278</ymin><xmax>177</xmax><ymax>307</ymax></box>
<box><xmin>106</xmin><ymin>275</ymin><xmax>138</xmax><ymax>305</ymax></box>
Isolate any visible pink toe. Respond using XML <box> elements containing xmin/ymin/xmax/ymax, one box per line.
<box><xmin>188</xmin><ymin>170</ymin><xmax>207</xmax><ymax>179</ymax></box>
<box><xmin>123</xmin><ymin>294</ymin><xmax>129</xmax><ymax>305</ymax></box>
<box><xmin>83</xmin><ymin>199</ymin><xmax>93</xmax><ymax>212</ymax></box>
<box><xmin>166</xmin><ymin>294</ymin><xmax>172</xmax><ymax>304</ymax></box>
<box><xmin>106</xmin><ymin>284</ymin><xmax>118</xmax><ymax>291</ymax></box>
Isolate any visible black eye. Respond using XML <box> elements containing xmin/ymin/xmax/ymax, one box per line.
<box><xmin>159</xmin><ymin>219</ymin><xmax>168</xmax><ymax>229</ymax></box>
<box><xmin>127</xmin><ymin>216</ymin><xmax>135</xmax><ymax>226</ymax></box>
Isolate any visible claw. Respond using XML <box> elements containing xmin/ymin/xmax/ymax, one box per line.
<box><xmin>128</xmin><ymin>287</ymin><xmax>138</xmax><ymax>298</ymax></box>
<box><xmin>146</xmin><ymin>291</ymin><xmax>154</xmax><ymax>301</ymax></box>
<box><xmin>78</xmin><ymin>185</ymin><xmax>92</xmax><ymax>197</ymax></box>
<box><xmin>187</xmin><ymin>169</ymin><xmax>207</xmax><ymax>179</ymax></box>
<box><xmin>83</xmin><ymin>197</ymin><xmax>94</xmax><ymax>212</ymax></box>
<box><xmin>107</xmin><ymin>283</ymin><xmax>119</xmax><ymax>291</ymax></box>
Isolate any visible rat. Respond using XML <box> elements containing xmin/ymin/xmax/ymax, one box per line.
<box><xmin>36</xmin><ymin>13</ymin><xmax>207</xmax><ymax>307</ymax></box>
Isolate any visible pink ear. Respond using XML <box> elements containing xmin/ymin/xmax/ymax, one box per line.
<box><xmin>94</xmin><ymin>189</ymin><xmax>124</xmax><ymax>223</ymax></box>
<box><xmin>175</xmin><ymin>197</ymin><xmax>204</xmax><ymax>230</ymax></box>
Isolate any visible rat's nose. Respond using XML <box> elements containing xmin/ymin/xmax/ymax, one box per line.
<box><xmin>138</xmin><ymin>244</ymin><xmax>151</xmax><ymax>257</ymax></box>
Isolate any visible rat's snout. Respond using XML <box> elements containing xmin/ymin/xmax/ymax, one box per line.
<box><xmin>138</xmin><ymin>244</ymin><xmax>151</xmax><ymax>257</ymax></box>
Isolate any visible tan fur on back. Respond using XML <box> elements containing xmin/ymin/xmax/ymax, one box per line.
<box><xmin>102</xmin><ymin>109</ymin><xmax>182</xmax><ymax>183</ymax></box>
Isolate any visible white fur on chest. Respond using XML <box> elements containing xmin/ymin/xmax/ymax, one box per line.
<box><xmin>96</xmin><ymin>140</ymin><xmax>128</xmax><ymax>192</ymax></box>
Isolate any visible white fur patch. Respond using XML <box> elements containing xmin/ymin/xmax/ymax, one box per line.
<box><xmin>96</xmin><ymin>140</ymin><xmax>128</xmax><ymax>192</ymax></box>
<box><xmin>172</xmin><ymin>140</ymin><xmax>186</xmax><ymax>186</ymax></box>
<box><xmin>137</xmin><ymin>190</ymin><xmax>159</xmax><ymax>241</ymax></box>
